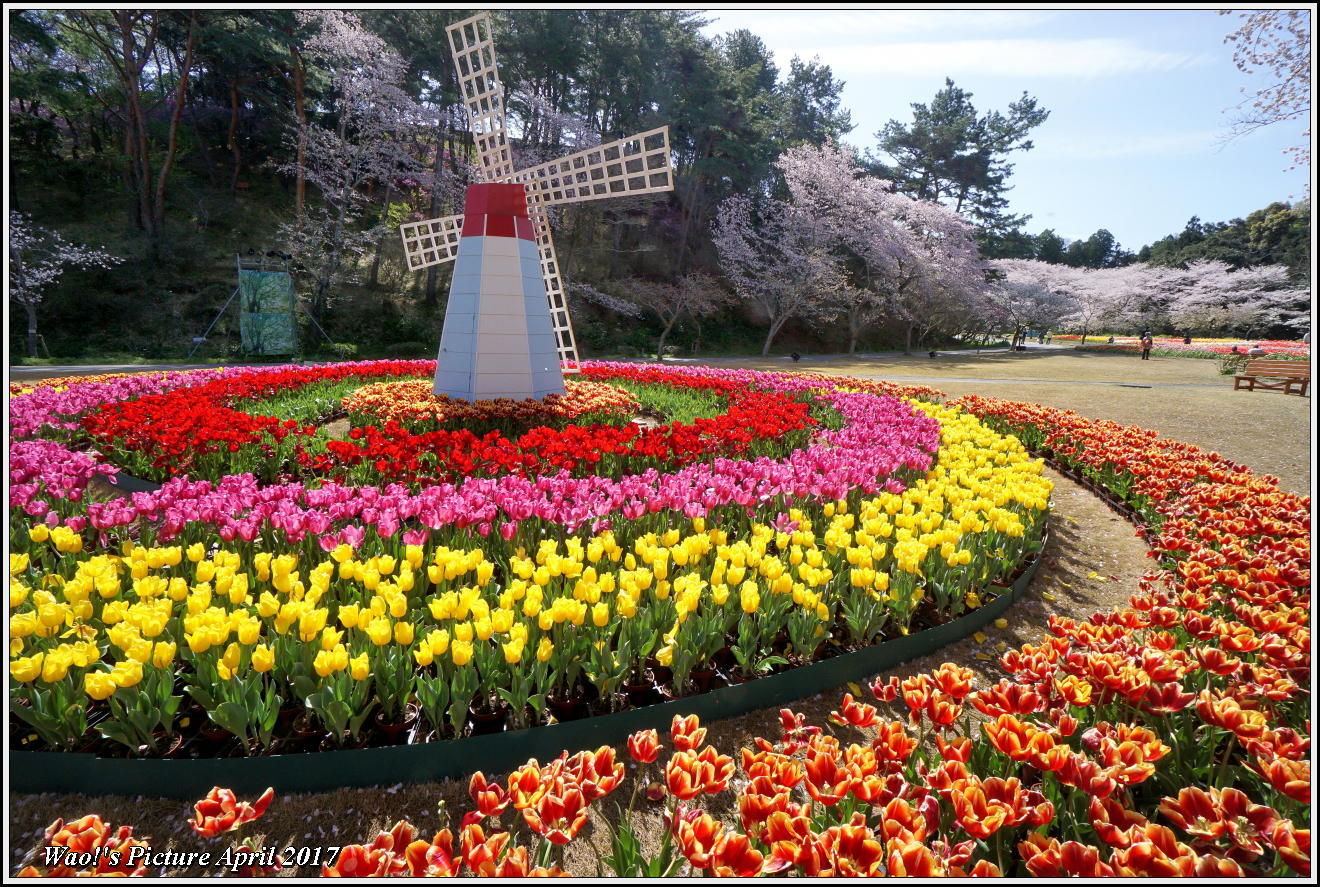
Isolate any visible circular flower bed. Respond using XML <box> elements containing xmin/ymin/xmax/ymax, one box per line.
<box><xmin>10</xmin><ymin>361</ymin><xmax>1051</xmax><ymax>758</ymax></box>
<box><xmin>75</xmin><ymin>362</ymin><xmax>825</xmax><ymax>485</ymax></box>
<box><xmin>9</xmin><ymin>364</ymin><xmax>1309</xmax><ymax>878</ymax></box>
<box><xmin>341</xmin><ymin>378</ymin><xmax>641</xmax><ymax>431</ymax></box>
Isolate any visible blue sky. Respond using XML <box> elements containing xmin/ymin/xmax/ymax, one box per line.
<box><xmin>698</xmin><ymin>8</ymin><xmax>1309</xmax><ymax>250</ymax></box>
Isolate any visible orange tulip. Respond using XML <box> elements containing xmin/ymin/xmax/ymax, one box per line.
<box><xmin>829</xmin><ymin>692</ymin><xmax>879</xmax><ymax>728</ymax></box>
<box><xmin>970</xmin><ymin>680</ymin><xmax>1042</xmax><ymax>717</ymax></box>
<box><xmin>763</xmin><ymin>810</ymin><xmax>814</xmax><ymax>872</ymax></box>
<box><xmin>804</xmin><ymin>736</ymin><xmax>853</xmax><ymax>806</ymax></box>
<box><xmin>670</xmin><ymin>713</ymin><xmax>707</xmax><ymax>752</ymax></box>
<box><xmin>469</xmin><ymin>772</ymin><xmax>510</xmax><ymax>818</ymax></box>
<box><xmin>187</xmin><ymin>786</ymin><xmax>274</xmax><ymax>838</ymax></box>
<box><xmin>1018</xmin><ymin>834</ymin><xmax>1116</xmax><ymax>877</ymax></box>
<box><xmin>884</xmin><ymin>838</ymin><xmax>942</xmax><ymax>877</ymax></box>
<box><xmin>507</xmin><ymin>761</ymin><xmax>546</xmax><ymax>810</ymax></box>
<box><xmin>521</xmin><ymin>779</ymin><xmax>588</xmax><ymax>845</ymax></box>
<box><xmin>740</xmin><ymin>747</ymin><xmax>803</xmax><ymax>788</ymax></box>
<box><xmin>950</xmin><ymin>776</ymin><xmax>1030</xmax><ymax>840</ymax></box>
<box><xmin>665</xmin><ymin>746</ymin><xmax>735</xmax><ymax>799</ymax></box>
<box><xmin>925</xmin><ymin>691</ymin><xmax>963</xmax><ymax>728</ymax></box>
<box><xmin>935</xmin><ymin>735</ymin><xmax>972</xmax><ymax>763</ymax></box>
<box><xmin>931</xmin><ymin>662</ymin><xmax>975</xmax><ymax>700</ymax></box>
<box><xmin>710</xmin><ymin>833</ymin><xmax>766</xmax><ymax>877</ymax></box>
<box><xmin>672</xmin><ymin>806</ymin><xmax>723</xmax><ymax>869</ymax></box>
<box><xmin>324</xmin><ymin>820</ymin><xmax>416</xmax><ymax>878</ymax></box>
<box><xmin>1088</xmin><ymin>795</ymin><xmax>1149</xmax><ymax>848</ymax></box>
<box><xmin>403</xmin><ymin>829</ymin><xmax>459</xmax><ymax>877</ymax></box>
<box><xmin>563</xmin><ymin>745</ymin><xmax>623</xmax><ymax>801</ymax></box>
<box><xmin>627</xmin><ymin>728</ymin><xmax>659</xmax><ymax>764</ymax></box>
<box><xmin>804</xmin><ymin>817</ymin><xmax>885</xmax><ymax>877</ymax></box>
<box><xmin>1254</xmin><ymin>757</ymin><xmax>1309</xmax><ymax>803</ymax></box>
<box><xmin>460</xmin><ymin>821</ymin><xmax>513</xmax><ymax>877</ymax></box>
<box><xmin>872</xmin><ymin>720</ymin><xmax>919</xmax><ymax>765</ymax></box>
<box><xmin>1270</xmin><ymin>820</ymin><xmax>1311</xmax><ymax>877</ymax></box>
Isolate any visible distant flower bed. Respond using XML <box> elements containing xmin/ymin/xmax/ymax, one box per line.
<box><xmin>1058</xmin><ymin>336</ymin><xmax>1309</xmax><ymax>360</ymax></box>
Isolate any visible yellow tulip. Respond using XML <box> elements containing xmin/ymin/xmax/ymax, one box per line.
<box><xmin>10</xmin><ymin>653</ymin><xmax>43</xmax><ymax>683</ymax></box>
<box><xmin>451</xmin><ymin>639</ymin><xmax>474</xmax><ymax>666</ymax></box>
<box><xmin>366</xmin><ymin>618</ymin><xmax>392</xmax><ymax>646</ymax></box>
<box><xmin>85</xmin><ymin>671</ymin><xmax>117</xmax><ymax>700</ymax></box>
<box><xmin>27</xmin><ymin>525</ymin><xmax>50</xmax><ymax>544</ymax></box>
<box><xmin>110</xmin><ymin>659</ymin><xmax>143</xmax><ymax>688</ymax></box>
<box><xmin>350</xmin><ymin>653</ymin><xmax>370</xmax><ymax>681</ymax></box>
<box><xmin>536</xmin><ymin>637</ymin><xmax>553</xmax><ymax>663</ymax></box>
<box><xmin>321</xmin><ymin>626</ymin><xmax>343</xmax><ymax>651</ymax></box>
<box><xmin>394</xmin><ymin>621</ymin><xmax>415</xmax><ymax>646</ymax></box>
<box><xmin>251</xmin><ymin>644</ymin><xmax>274</xmax><ymax>673</ymax></box>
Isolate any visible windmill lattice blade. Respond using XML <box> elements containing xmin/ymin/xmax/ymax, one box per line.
<box><xmin>522</xmin><ymin>188</ymin><xmax>580</xmax><ymax>373</ymax></box>
<box><xmin>446</xmin><ymin>13</ymin><xmax>515</xmax><ymax>182</ymax></box>
<box><xmin>502</xmin><ymin>127</ymin><xmax>674</xmax><ymax>206</ymax></box>
<box><xmin>400</xmin><ymin>214</ymin><xmax>463</xmax><ymax>271</ymax></box>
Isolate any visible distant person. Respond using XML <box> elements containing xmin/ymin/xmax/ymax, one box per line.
<box><xmin>1230</xmin><ymin>345</ymin><xmax>1240</xmax><ymax>354</ymax></box>
<box><xmin>1248</xmin><ymin>343</ymin><xmax>1266</xmax><ymax>357</ymax></box>
<box><xmin>790</xmin><ymin>352</ymin><xmax>801</xmax><ymax>362</ymax></box>
<box><xmin>1107</xmin><ymin>336</ymin><xmax>1115</xmax><ymax>344</ymax></box>
<box><xmin>1183</xmin><ymin>335</ymin><xmax>1192</xmax><ymax>345</ymax></box>
<box><xmin>928</xmin><ymin>350</ymin><xmax>938</xmax><ymax>358</ymax></box>
<box><xmin>1140</xmin><ymin>334</ymin><xmax>1153</xmax><ymax>360</ymax></box>
<box><xmin>1303</xmin><ymin>331</ymin><xmax>1311</xmax><ymax>344</ymax></box>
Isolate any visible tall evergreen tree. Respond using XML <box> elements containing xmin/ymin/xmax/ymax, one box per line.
<box><xmin>870</xmin><ymin>78</ymin><xmax>1048</xmax><ymax>250</ymax></box>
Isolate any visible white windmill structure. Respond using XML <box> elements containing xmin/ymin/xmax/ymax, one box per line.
<box><xmin>400</xmin><ymin>12</ymin><xmax>675</xmax><ymax>401</ymax></box>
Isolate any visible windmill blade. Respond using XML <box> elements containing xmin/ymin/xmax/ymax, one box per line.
<box><xmin>522</xmin><ymin>190</ymin><xmax>580</xmax><ymax>374</ymax></box>
<box><xmin>501</xmin><ymin>127</ymin><xmax>674</xmax><ymax>207</ymax></box>
<box><xmin>446</xmin><ymin>13</ymin><xmax>515</xmax><ymax>182</ymax></box>
<box><xmin>400</xmin><ymin>214</ymin><xmax>464</xmax><ymax>271</ymax></box>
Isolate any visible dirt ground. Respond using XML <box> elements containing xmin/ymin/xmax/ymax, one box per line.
<box><xmin>7</xmin><ymin>349</ymin><xmax>1312</xmax><ymax>876</ymax></box>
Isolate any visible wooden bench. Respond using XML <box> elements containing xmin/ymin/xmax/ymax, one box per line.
<box><xmin>1234</xmin><ymin>359</ymin><xmax>1310</xmax><ymax>396</ymax></box>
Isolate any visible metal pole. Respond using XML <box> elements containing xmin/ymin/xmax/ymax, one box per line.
<box><xmin>188</xmin><ymin>285</ymin><xmax>241</xmax><ymax>360</ymax></box>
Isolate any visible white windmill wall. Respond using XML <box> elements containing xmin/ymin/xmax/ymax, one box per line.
<box><xmin>434</xmin><ymin>185</ymin><xmax>566</xmax><ymax>401</ymax></box>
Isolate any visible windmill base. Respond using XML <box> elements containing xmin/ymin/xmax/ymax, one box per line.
<box><xmin>434</xmin><ymin>184</ymin><xmax>566</xmax><ymax>402</ymax></box>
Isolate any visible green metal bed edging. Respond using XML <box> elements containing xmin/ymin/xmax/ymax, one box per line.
<box><xmin>8</xmin><ymin>541</ymin><xmax>1043</xmax><ymax>799</ymax></box>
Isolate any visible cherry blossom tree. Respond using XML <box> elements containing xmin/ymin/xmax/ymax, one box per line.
<box><xmin>1221</xmin><ymin>10</ymin><xmax>1311</xmax><ymax>172</ymax></box>
<box><xmin>713</xmin><ymin>193</ymin><xmax>849</xmax><ymax>356</ymax></box>
<box><xmin>610</xmin><ymin>274</ymin><xmax>728</xmax><ymax>360</ymax></box>
<box><xmin>989</xmin><ymin>259</ymin><xmax>1081</xmax><ymax>346</ymax></box>
<box><xmin>9</xmin><ymin>212</ymin><xmax>121</xmax><ymax>357</ymax></box>
<box><xmin>278</xmin><ymin>10</ymin><xmax>443</xmax><ymax>323</ymax></box>
<box><xmin>1151</xmin><ymin>260</ymin><xmax>1310</xmax><ymax>336</ymax></box>
<box><xmin>773</xmin><ymin>142</ymin><xmax>989</xmax><ymax>353</ymax></box>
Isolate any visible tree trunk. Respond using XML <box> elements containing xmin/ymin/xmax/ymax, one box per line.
<box><xmin>151</xmin><ymin>12</ymin><xmax>197</xmax><ymax>236</ymax></box>
<box><xmin>118</xmin><ymin>13</ymin><xmax>156</xmax><ymax>238</ymax></box>
<box><xmin>228</xmin><ymin>81</ymin><xmax>244</xmax><ymax>194</ymax></box>
<box><xmin>24</xmin><ymin>301</ymin><xmax>39</xmax><ymax>359</ymax></box>
<box><xmin>656</xmin><ymin>312</ymin><xmax>679</xmax><ymax>362</ymax></box>
<box><xmin>761</xmin><ymin>315</ymin><xmax>788</xmax><ymax>357</ymax></box>
<box><xmin>847</xmin><ymin>305</ymin><xmax>860</xmax><ymax>354</ymax></box>
<box><xmin>423</xmin><ymin>136</ymin><xmax>448</xmax><ymax>308</ymax></box>
<box><xmin>292</xmin><ymin>47</ymin><xmax>307</xmax><ymax>226</ymax></box>
<box><xmin>904</xmin><ymin>322</ymin><xmax>914</xmax><ymax>355</ymax></box>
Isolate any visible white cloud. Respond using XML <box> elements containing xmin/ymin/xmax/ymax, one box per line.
<box><xmin>702</xmin><ymin>9</ymin><xmax>1058</xmax><ymax>41</ymax></box>
<box><xmin>1038</xmin><ymin>130</ymin><xmax>1222</xmax><ymax>159</ymax></box>
<box><xmin>788</xmin><ymin>38</ymin><xmax>1215</xmax><ymax>79</ymax></box>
